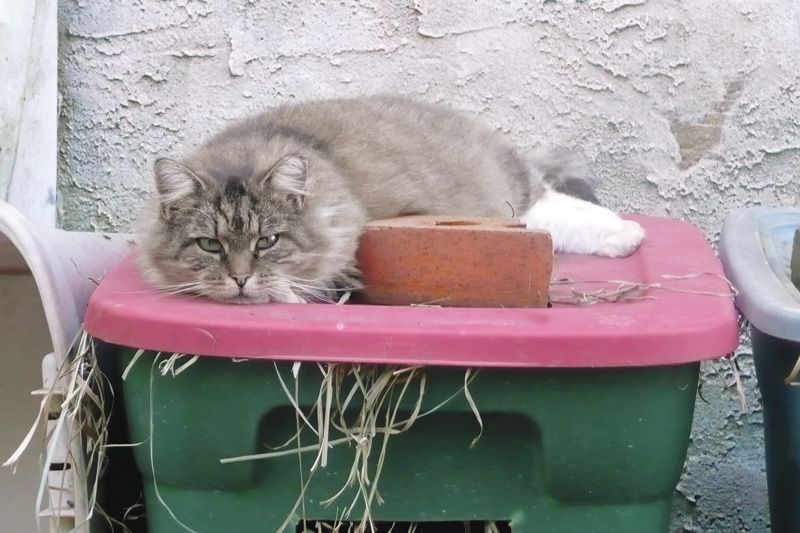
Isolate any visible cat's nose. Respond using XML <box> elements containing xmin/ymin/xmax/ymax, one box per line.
<box><xmin>230</xmin><ymin>274</ymin><xmax>250</xmax><ymax>288</ymax></box>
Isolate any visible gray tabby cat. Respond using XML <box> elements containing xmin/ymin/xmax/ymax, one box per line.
<box><xmin>137</xmin><ymin>96</ymin><xmax>644</xmax><ymax>303</ymax></box>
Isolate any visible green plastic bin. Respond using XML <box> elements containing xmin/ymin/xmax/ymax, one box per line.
<box><xmin>86</xmin><ymin>216</ymin><xmax>739</xmax><ymax>532</ymax></box>
<box><xmin>720</xmin><ymin>207</ymin><xmax>800</xmax><ymax>533</ymax></box>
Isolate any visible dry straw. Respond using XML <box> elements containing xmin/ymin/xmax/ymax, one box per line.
<box><xmin>3</xmin><ymin>330</ymin><xmax>136</xmax><ymax>532</ymax></box>
<box><xmin>297</xmin><ymin>521</ymin><xmax>503</xmax><ymax>532</ymax></box>
<box><xmin>219</xmin><ymin>363</ymin><xmax>483</xmax><ymax>533</ymax></box>
<box><xmin>115</xmin><ymin>328</ymin><xmax>486</xmax><ymax>533</ymax></box>
<box><xmin>549</xmin><ymin>272</ymin><xmax>737</xmax><ymax>306</ymax></box>
<box><xmin>784</xmin><ymin>353</ymin><xmax>800</xmax><ymax>386</ymax></box>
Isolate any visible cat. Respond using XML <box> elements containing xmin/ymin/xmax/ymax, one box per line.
<box><xmin>136</xmin><ymin>96</ymin><xmax>645</xmax><ymax>304</ymax></box>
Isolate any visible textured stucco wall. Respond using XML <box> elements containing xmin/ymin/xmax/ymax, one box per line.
<box><xmin>58</xmin><ymin>1</ymin><xmax>800</xmax><ymax>530</ymax></box>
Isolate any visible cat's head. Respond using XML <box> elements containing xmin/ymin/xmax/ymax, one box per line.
<box><xmin>136</xmin><ymin>150</ymin><xmax>361</xmax><ymax>304</ymax></box>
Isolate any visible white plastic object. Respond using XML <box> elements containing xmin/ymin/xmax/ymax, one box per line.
<box><xmin>0</xmin><ymin>200</ymin><xmax>132</xmax><ymax>531</ymax></box>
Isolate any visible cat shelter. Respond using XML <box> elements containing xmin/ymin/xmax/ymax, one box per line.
<box><xmin>720</xmin><ymin>207</ymin><xmax>800</xmax><ymax>533</ymax></box>
<box><xmin>60</xmin><ymin>213</ymin><xmax>738</xmax><ymax>533</ymax></box>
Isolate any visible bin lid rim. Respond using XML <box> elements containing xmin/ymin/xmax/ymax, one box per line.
<box><xmin>86</xmin><ymin>215</ymin><xmax>739</xmax><ymax>368</ymax></box>
<box><xmin>720</xmin><ymin>207</ymin><xmax>800</xmax><ymax>342</ymax></box>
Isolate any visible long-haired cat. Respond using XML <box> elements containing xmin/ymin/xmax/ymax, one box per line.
<box><xmin>136</xmin><ymin>96</ymin><xmax>644</xmax><ymax>303</ymax></box>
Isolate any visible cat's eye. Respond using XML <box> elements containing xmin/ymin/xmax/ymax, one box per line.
<box><xmin>196</xmin><ymin>237</ymin><xmax>223</xmax><ymax>253</ymax></box>
<box><xmin>256</xmin><ymin>234</ymin><xmax>280</xmax><ymax>250</ymax></box>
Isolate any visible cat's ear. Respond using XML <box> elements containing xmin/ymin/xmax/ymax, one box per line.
<box><xmin>154</xmin><ymin>158</ymin><xmax>206</xmax><ymax>212</ymax></box>
<box><xmin>262</xmin><ymin>155</ymin><xmax>308</xmax><ymax>208</ymax></box>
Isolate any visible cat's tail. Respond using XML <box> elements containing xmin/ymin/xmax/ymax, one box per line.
<box><xmin>528</xmin><ymin>147</ymin><xmax>601</xmax><ymax>204</ymax></box>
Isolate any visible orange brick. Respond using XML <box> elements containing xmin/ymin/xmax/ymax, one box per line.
<box><xmin>355</xmin><ymin>216</ymin><xmax>553</xmax><ymax>307</ymax></box>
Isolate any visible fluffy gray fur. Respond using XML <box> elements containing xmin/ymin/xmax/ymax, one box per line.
<box><xmin>136</xmin><ymin>96</ymin><xmax>590</xmax><ymax>303</ymax></box>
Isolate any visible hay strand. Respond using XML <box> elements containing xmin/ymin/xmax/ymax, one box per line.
<box><xmin>274</xmin><ymin>361</ymin><xmax>320</xmax><ymax>437</ymax></box>
<box><xmin>219</xmin><ymin>438</ymin><xmax>352</xmax><ymax>464</ymax></box>
<box><xmin>722</xmin><ymin>353</ymin><xmax>748</xmax><ymax>412</ymax></box>
<box><xmin>3</xmin><ymin>396</ymin><xmax>48</xmax><ymax>470</ymax></box>
<box><xmin>157</xmin><ymin>353</ymin><xmax>200</xmax><ymax>377</ymax></box>
<box><xmin>463</xmin><ymin>369</ymin><xmax>483</xmax><ymax>448</ymax></box>
<box><xmin>485</xmin><ymin>522</ymin><xmax>501</xmax><ymax>533</ymax></box>
<box><xmin>550</xmin><ymin>272</ymin><xmax>737</xmax><ymax>306</ymax></box>
<box><xmin>295</xmin><ymin>364</ymin><xmax>309</xmax><ymax>532</ymax></box>
<box><xmin>121</xmin><ymin>349</ymin><xmax>145</xmax><ymax>380</ymax></box>
<box><xmin>148</xmin><ymin>353</ymin><xmax>199</xmax><ymax>533</ymax></box>
<box><xmin>3</xmin><ymin>330</ymin><xmax>129</xmax><ymax>530</ymax></box>
<box><xmin>220</xmin><ymin>363</ymin><xmax>484</xmax><ymax>532</ymax></box>
<box><xmin>784</xmin><ymin>352</ymin><xmax>800</xmax><ymax>386</ymax></box>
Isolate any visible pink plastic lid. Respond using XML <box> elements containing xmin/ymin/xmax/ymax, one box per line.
<box><xmin>84</xmin><ymin>216</ymin><xmax>739</xmax><ymax>368</ymax></box>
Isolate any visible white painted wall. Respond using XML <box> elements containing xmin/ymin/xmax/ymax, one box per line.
<box><xmin>0</xmin><ymin>0</ymin><xmax>58</xmax><ymax>224</ymax></box>
<box><xmin>57</xmin><ymin>0</ymin><xmax>799</xmax><ymax>529</ymax></box>
<box><xmin>57</xmin><ymin>0</ymin><xmax>800</xmax><ymax>235</ymax></box>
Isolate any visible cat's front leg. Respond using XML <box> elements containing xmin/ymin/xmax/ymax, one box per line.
<box><xmin>521</xmin><ymin>188</ymin><xmax>645</xmax><ymax>257</ymax></box>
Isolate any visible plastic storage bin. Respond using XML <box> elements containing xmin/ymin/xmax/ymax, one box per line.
<box><xmin>720</xmin><ymin>207</ymin><xmax>800</xmax><ymax>533</ymax></box>
<box><xmin>85</xmin><ymin>216</ymin><xmax>738</xmax><ymax>533</ymax></box>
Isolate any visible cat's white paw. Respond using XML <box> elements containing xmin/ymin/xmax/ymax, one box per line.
<box><xmin>594</xmin><ymin>219</ymin><xmax>645</xmax><ymax>258</ymax></box>
<box><xmin>522</xmin><ymin>189</ymin><xmax>646</xmax><ymax>257</ymax></box>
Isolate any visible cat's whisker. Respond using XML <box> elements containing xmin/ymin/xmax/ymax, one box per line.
<box><xmin>292</xmin><ymin>251</ymin><xmax>354</xmax><ymax>260</ymax></box>
<box><xmin>166</xmin><ymin>287</ymin><xmax>202</xmax><ymax>295</ymax></box>
<box><xmin>167</xmin><ymin>291</ymin><xmax>206</xmax><ymax>301</ymax></box>
<box><xmin>153</xmin><ymin>282</ymin><xmax>205</xmax><ymax>296</ymax></box>
<box><xmin>160</xmin><ymin>282</ymin><xmax>203</xmax><ymax>289</ymax></box>
<box><xmin>271</xmin><ymin>278</ymin><xmax>332</xmax><ymax>292</ymax></box>
<box><xmin>152</xmin><ymin>286</ymin><xmax>203</xmax><ymax>295</ymax></box>
<box><xmin>265</xmin><ymin>284</ymin><xmax>311</xmax><ymax>304</ymax></box>
<box><xmin>277</xmin><ymin>273</ymin><xmax>360</xmax><ymax>291</ymax></box>
<box><xmin>279</xmin><ymin>272</ymin><xmax>336</xmax><ymax>282</ymax></box>
<box><xmin>268</xmin><ymin>274</ymin><xmax>328</xmax><ymax>287</ymax></box>
<box><xmin>276</xmin><ymin>283</ymin><xmax>360</xmax><ymax>302</ymax></box>
<box><xmin>271</xmin><ymin>288</ymin><xmax>327</xmax><ymax>302</ymax></box>
<box><xmin>270</xmin><ymin>280</ymin><xmax>331</xmax><ymax>293</ymax></box>
<box><xmin>269</xmin><ymin>280</ymin><xmax>336</xmax><ymax>302</ymax></box>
